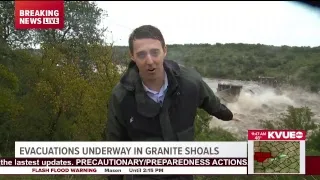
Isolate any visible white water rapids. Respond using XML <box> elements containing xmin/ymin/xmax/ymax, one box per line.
<box><xmin>203</xmin><ymin>78</ymin><xmax>320</xmax><ymax>138</ymax></box>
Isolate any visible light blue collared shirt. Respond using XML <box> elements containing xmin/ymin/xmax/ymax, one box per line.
<box><xmin>142</xmin><ymin>72</ymin><xmax>168</xmax><ymax>105</ymax></box>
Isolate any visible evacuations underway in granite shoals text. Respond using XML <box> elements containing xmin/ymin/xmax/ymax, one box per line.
<box><xmin>19</xmin><ymin>146</ymin><xmax>220</xmax><ymax>156</ymax></box>
<box><xmin>19</xmin><ymin>10</ymin><xmax>59</xmax><ymax>25</ymax></box>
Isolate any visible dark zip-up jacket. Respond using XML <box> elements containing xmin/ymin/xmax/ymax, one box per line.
<box><xmin>106</xmin><ymin>60</ymin><xmax>233</xmax><ymax>180</ymax></box>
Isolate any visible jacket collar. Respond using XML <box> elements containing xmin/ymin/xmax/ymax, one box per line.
<box><xmin>120</xmin><ymin>59</ymin><xmax>181</xmax><ymax>92</ymax></box>
<box><xmin>120</xmin><ymin>59</ymin><xmax>181</xmax><ymax>117</ymax></box>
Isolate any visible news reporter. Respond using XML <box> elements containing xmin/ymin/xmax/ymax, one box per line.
<box><xmin>106</xmin><ymin>25</ymin><xmax>237</xmax><ymax>180</ymax></box>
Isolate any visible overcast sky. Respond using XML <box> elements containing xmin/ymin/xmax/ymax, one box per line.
<box><xmin>95</xmin><ymin>1</ymin><xmax>320</xmax><ymax>47</ymax></box>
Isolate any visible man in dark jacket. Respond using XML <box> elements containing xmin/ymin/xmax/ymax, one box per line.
<box><xmin>106</xmin><ymin>25</ymin><xmax>237</xmax><ymax>180</ymax></box>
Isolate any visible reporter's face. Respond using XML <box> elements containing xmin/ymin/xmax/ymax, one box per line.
<box><xmin>131</xmin><ymin>38</ymin><xmax>167</xmax><ymax>81</ymax></box>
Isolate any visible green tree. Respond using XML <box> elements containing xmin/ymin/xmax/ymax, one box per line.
<box><xmin>0</xmin><ymin>1</ymin><xmax>120</xmax><ymax>157</ymax></box>
<box><xmin>35</xmin><ymin>1</ymin><xmax>107</xmax><ymax>45</ymax></box>
<box><xmin>0</xmin><ymin>2</ymin><xmax>34</xmax><ymax>48</ymax></box>
<box><xmin>0</xmin><ymin>64</ymin><xmax>22</xmax><ymax>154</ymax></box>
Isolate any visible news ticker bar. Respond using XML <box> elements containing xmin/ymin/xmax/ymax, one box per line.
<box><xmin>0</xmin><ymin>158</ymin><xmax>247</xmax><ymax>175</ymax></box>
<box><xmin>0</xmin><ymin>166</ymin><xmax>246</xmax><ymax>175</ymax></box>
<box><xmin>1</xmin><ymin>157</ymin><xmax>320</xmax><ymax>175</ymax></box>
<box><xmin>0</xmin><ymin>158</ymin><xmax>247</xmax><ymax>167</ymax></box>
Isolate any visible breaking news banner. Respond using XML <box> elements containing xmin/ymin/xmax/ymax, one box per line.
<box><xmin>247</xmin><ymin>130</ymin><xmax>306</xmax><ymax>175</ymax></box>
<box><xmin>14</xmin><ymin>0</ymin><xmax>64</xmax><ymax>29</ymax></box>
<box><xmin>0</xmin><ymin>142</ymin><xmax>248</xmax><ymax>175</ymax></box>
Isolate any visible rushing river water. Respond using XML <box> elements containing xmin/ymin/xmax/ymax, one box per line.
<box><xmin>203</xmin><ymin>78</ymin><xmax>320</xmax><ymax>138</ymax></box>
<box><xmin>117</xmin><ymin>66</ymin><xmax>320</xmax><ymax>138</ymax></box>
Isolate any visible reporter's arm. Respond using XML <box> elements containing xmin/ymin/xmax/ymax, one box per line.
<box><xmin>198</xmin><ymin>78</ymin><xmax>233</xmax><ymax>121</ymax></box>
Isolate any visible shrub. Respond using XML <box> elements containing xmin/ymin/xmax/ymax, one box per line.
<box><xmin>259</xmin><ymin>106</ymin><xmax>317</xmax><ymax>131</ymax></box>
<box><xmin>194</xmin><ymin>109</ymin><xmax>238</xmax><ymax>141</ymax></box>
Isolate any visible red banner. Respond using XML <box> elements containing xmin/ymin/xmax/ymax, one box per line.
<box><xmin>306</xmin><ymin>156</ymin><xmax>320</xmax><ymax>175</ymax></box>
<box><xmin>248</xmin><ymin>130</ymin><xmax>306</xmax><ymax>140</ymax></box>
<box><xmin>14</xmin><ymin>0</ymin><xmax>64</xmax><ymax>29</ymax></box>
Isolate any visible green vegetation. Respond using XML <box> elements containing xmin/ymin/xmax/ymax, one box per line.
<box><xmin>168</xmin><ymin>43</ymin><xmax>320</xmax><ymax>93</ymax></box>
<box><xmin>0</xmin><ymin>1</ymin><xmax>319</xmax><ymax>180</ymax></box>
<box><xmin>0</xmin><ymin>1</ymin><xmax>119</xmax><ymax>155</ymax></box>
<box><xmin>115</xmin><ymin>43</ymin><xmax>320</xmax><ymax>92</ymax></box>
